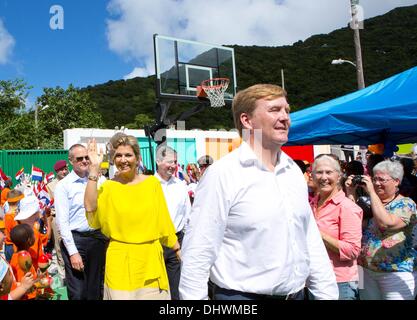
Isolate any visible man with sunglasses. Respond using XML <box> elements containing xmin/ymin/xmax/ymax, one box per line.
<box><xmin>55</xmin><ymin>144</ymin><xmax>107</xmax><ymax>300</ymax></box>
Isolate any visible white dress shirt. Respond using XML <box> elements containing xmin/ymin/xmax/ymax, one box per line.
<box><xmin>54</xmin><ymin>170</ymin><xmax>95</xmax><ymax>256</ymax></box>
<box><xmin>154</xmin><ymin>173</ymin><xmax>191</xmax><ymax>233</ymax></box>
<box><xmin>179</xmin><ymin>142</ymin><xmax>338</xmax><ymax>300</ymax></box>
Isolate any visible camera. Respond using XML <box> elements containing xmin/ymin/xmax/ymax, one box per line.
<box><xmin>351</xmin><ymin>175</ymin><xmax>364</xmax><ymax>187</ymax></box>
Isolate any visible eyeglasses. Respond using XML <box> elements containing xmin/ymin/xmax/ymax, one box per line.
<box><xmin>75</xmin><ymin>156</ymin><xmax>90</xmax><ymax>162</ymax></box>
<box><xmin>371</xmin><ymin>177</ymin><xmax>393</xmax><ymax>184</ymax></box>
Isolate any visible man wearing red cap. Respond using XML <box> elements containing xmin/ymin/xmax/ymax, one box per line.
<box><xmin>46</xmin><ymin>160</ymin><xmax>69</xmax><ymax>287</ymax></box>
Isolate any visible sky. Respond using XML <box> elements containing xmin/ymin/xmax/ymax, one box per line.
<box><xmin>1</xmin><ymin>0</ymin><xmax>417</xmax><ymax>108</ymax></box>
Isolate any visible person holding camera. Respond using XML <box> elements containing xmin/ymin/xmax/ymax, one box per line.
<box><xmin>346</xmin><ymin>160</ymin><xmax>417</xmax><ymax>300</ymax></box>
<box><xmin>310</xmin><ymin>154</ymin><xmax>363</xmax><ymax>300</ymax></box>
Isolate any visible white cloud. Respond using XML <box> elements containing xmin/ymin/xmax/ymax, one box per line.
<box><xmin>0</xmin><ymin>19</ymin><xmax>15</xmax><ymax>64</ymax></box>
<box><xmin>123</xmin><ymin>66</ymin><xmax>152</xmax><ymax>79</ymax></box>
<box><xmin>106</xmin><ymin>0</ymin><xmax>417</xmax><ymax>76</ymax></box>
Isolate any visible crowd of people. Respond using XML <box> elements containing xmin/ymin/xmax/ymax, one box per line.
<box><xmin>1</xmin><ymin>83</ymin><xmax>417</xmax><ymax>300</ymax></box>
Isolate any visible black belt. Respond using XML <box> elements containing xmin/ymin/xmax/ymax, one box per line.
<box><xmin>213</xmin><ymin>284</ymin><xmax>304</xmax><ymax>300</ymax></box>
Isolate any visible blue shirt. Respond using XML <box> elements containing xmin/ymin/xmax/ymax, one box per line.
<box><xmin>54</xmin><ymin>170</ymin><xmax>95</xmax><ymax>256</ymax></box>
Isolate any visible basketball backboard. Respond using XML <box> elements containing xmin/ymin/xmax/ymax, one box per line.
<box><xmin>154</xmin><ymin>34</ymin><xmax>237</xmax><ymax>105</ymax></box>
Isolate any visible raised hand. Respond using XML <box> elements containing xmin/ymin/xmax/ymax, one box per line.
<box><xmin>87</xmin><ymin>138</ymin><xmax>103</xmax><ymax>174</ymax></box>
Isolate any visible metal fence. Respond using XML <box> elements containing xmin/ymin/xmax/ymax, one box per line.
<box><xmin>0</xmin><ymin>149</ymin><xmax>69</xmax><ymax>185</ymax></box>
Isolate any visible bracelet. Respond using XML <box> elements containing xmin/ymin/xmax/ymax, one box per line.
<box><xmin>173</xmin><ymin>247</ymin><xmax>181</xmax><ymax>253</ymax></box>
<box><xmin>88</xmin><ymin>175</ymin><xmax>98</xmax><ymax>182</ymax></box>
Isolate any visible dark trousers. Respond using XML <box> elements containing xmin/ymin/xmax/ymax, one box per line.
<box><xmin>163</xmin><ymin>230</ymin><xmax>184</xmax><ymax>300</ymax></box>
<box><xmin>213</xmin><ymin>284</ymin><xmax>305</xmax><ymax>300</ymax></box>
<box><xmin>60</xmin><ymin>230</ymin><xmax>108</xmax><ymax>300</ymax></box>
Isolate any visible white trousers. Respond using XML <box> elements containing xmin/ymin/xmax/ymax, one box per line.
<box><xmin>360</xmin><ymin>268</ymin><xmax>417</xmax><ymax>300</ymax></box>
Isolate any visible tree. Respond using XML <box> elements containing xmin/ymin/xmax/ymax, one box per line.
<box><xmin>0</xmin><ymin>113</ymin><xmax>37</xmax><ymax>149</ymax></box>
<box><xmin>0</xmin><ymin>79</ymin><xmax>31</xmax><ymax>122</ymax></box>
<box><xmin>0</xmin><ymin>79</ymin><xmax>35</xmax><ymax>149</ymax></box>
<box><xmin>35</xmin><ymin>85</ymin><xmax>105</xmax><ymax>149</ymax></box>
<box><xmin>125</xmin><ymin>113</ymin><xmax>154</xmax><ymax>129</ymax></box>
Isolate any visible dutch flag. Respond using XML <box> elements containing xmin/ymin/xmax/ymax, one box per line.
<box><xmin>31</xmin><ymin>165</ymin><xmax>44</xmax><ymax>182</ymax></box>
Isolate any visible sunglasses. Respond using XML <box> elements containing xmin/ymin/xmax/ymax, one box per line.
<box><xmin>75</xmin><ymin>156</ymin><xmax>90</xmax><ymax>162</ymax></box>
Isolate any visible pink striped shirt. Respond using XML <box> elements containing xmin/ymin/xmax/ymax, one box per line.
<box><xmin>311</xmin><ymin>190</ymin><xmax>363</xmax><ymax>283</ymax></box>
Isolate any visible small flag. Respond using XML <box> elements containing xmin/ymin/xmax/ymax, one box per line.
<box><xmin>174</xmin><ymin>163</ymin><xmax>184</xmax><ymax>181</ymax></box>
<box><xmin>0</xmin><ymin>167</ymin><xmax>8</xmax><ymax>181</ymax></box>
<box><xmin>31</xmin><ymin>166</ymin><xmax>44</xmax><ymax>182</ymax></box>
<box><xmin>45</xmin><ymin>172</ymin><xmax>55</xmax><ymax>183</ymax></box>
<box><xmin>15</xmin><ymin>167</ymin><xmax>24</xmax><ymax>181</ymax></box>
<box><xmin>38</xmin><ymin>186</ymin><xmax>51</xmax><ymax>207</ymax></box>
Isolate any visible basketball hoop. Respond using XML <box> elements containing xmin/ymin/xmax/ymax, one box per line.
<box><xmin>200</xmin><ymin>78</ymin><xmax>230</xmax><ymax>108</ymax></box>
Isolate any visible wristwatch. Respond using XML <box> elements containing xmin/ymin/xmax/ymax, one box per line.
<box><xmin>88</xmin><ymin>175</ymin><xmax>98</xmax><ymax>182</ymax></box>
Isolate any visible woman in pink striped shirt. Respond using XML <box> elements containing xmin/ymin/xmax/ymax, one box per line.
<box><xmin>310</xmin><ymin>154</ymin><xmax>363</xmax><ymax>300</ymax></box>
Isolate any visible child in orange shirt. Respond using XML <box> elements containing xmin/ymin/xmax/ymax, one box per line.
<box><xmin>0</xmin><ymin>255</ymin><xmax>35</xmax><ymax>300</ymax></box>
<box><xmin>9</xmin><ymin>224</ymin><xmax>38</xmax><ymax>300</ymax></box>
<box><xmin>14</xmin><ymin>195</ymin><xmax>52</xmax><ymax>270</ymax></box>
<box><xmin>3</xmin><ymin>189</ymin><xmax>24</xmax><ymax>261</ymax></box>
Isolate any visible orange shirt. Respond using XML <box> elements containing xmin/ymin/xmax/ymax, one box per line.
<box><xmin>4</xmin><ymin>210</ymin><xmax>17</xmax><ymax>245</ymax></box>
<box><xmin>27</xmin><ymin>229</ymin><xmax>46</xmax><ymax>270</ymax></box>
<box><xmin>0</xmin><ymin>187</ymin><xmax>10</xmax><ymax>206</ymax></box>
<box><xmin>11</xmin><ymin>227</ymin><xmax>46</xmax><ymax>270</ymax></box>
<box><xmin>10</xmin><ymin>252</ymin><xmax>37</xmax><ymax>300</ymax></box>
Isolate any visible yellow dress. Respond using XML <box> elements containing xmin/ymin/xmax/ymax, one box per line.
<box><xmin>86</xmin><ymin>176</ymin><xmax>177</xmax><ymax>298</ymax></box>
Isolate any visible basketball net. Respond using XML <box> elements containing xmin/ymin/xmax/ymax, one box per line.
<box><xmin>201</xmin><ymin>78</ymin><xmax>230</xmax><ymax>108</ymax></box>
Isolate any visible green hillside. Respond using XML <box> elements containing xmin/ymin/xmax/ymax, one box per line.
<box><xmin>84</xmin><ymin>5</ymin><xmax>417</xmax><ymax>130</ymax></box>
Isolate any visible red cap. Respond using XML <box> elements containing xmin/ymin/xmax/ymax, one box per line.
<box><xmin>53</xmin><ymin>160</ymin><xmax>67</xmax><ymax>172</ymax></box>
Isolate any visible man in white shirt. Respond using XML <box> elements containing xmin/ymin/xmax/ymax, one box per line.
<box><xmin>155</xmin><ymin>144</ymin><xmax>191</xmax><ymax>300</ymax></box>
<box><xmin>179</xmin><ymin>84</ymin><xmax>338</xmax><ymax>300</ymax></box>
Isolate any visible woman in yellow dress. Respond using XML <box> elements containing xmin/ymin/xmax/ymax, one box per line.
<box><xmin>84</xmin><ymin>133</ymin><xmax>180</xmax><ymax>300</ymax></box>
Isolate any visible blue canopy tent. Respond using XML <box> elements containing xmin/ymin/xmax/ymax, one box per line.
<box><xmin>287</xmin><ymin>66</ymin><xmax>417</xmax><ymax>153</ymax></box>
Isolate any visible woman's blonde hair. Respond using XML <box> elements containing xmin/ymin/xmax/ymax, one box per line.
<box><xmin>108</xmin><ymin>132</ymin><xmax>140</xmax><ymax>163</ymax></box>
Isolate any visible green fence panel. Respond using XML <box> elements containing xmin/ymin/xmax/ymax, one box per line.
<box><xmin>137</xmin><ymin>137</ymin><xmax>197</xmax><ymax>171</ymax></box>
<box><xmin>0</xmin><ymin>149</ymin><xmax>69</xmax><ymax>186</ymax></box>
